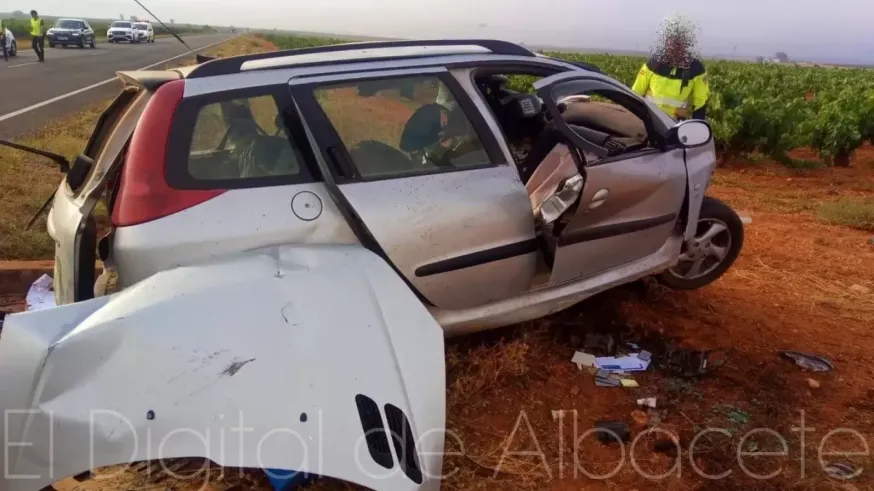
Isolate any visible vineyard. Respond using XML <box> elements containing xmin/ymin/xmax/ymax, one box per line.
<box><xmin>266</xmin><ymin>34</ymin><xmax>874</xmax><ymax>167</ymax></box>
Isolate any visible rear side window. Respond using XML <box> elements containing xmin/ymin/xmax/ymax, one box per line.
<box><xmin>167</xmin><ymin>87</ymin><xmax>318</xmax><ymax>189</ymax></box>
<box><xmin>312</xmin><ymin>75</ymin><xmax>492</xmax><ymax>180</ymax></box>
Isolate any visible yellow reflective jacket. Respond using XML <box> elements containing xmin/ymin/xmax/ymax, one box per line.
<box><xmin>30</xmin><ymin>17</ymin><xmax>45</xmax><ymax>36</ymax></box>
<box><xmin>631</xmin><ymin>58</ymin><xmax>709</xmax><ymax>120</ymax></box>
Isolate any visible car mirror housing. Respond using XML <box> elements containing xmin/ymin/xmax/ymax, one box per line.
<box><xmin>671</xmin><ymin>120</ymin><xmax>712</xmax><ymax>148</ymax></box>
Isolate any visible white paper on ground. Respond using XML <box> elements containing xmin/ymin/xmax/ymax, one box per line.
<box><xmin>26</xmin><ymin>274</ymin><xmax>57</xmax><ymax>312</ymax></box>
<box><xmin>595</xmin><ymin>354</ymin><xmax>651</xmax><ymax>372</ymax></box>
<box><xmin>571</xmin><ymin>351</ymin><xmax>597</xmax><ymax>370</ymax></box>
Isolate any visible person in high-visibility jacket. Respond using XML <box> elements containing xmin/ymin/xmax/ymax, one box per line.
<box><xmin>30</xmin><ymin>10</ymin><xmax>46</xmax><ymax>62</ymax></box>
<box><xmin>632</xmin><ymin>14</ymin><xmax>709</xmax><ymax>120</ymax></box>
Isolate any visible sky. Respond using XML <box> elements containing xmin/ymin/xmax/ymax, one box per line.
<box><xmin>17</xmin><ymin>0</ymin><xmax>874</xmax><ymax>64</ymax></box>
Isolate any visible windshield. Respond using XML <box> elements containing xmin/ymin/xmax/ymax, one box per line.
<box><xmin>135</xmin><ymin>24</ymin><xmax>148</xmax><ymax>30</ymax></box>
<box><xmin>56</xmin><ymin>20</ymin><xmax>83</xmax><ymax>29</ymax></box>
<box><xmin>111</xmin><ymin>22</ymin><xmax>131</xmax><ymax>28</ymax></box>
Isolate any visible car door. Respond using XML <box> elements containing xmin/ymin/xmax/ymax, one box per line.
<box><xmin>291</xmin><ymin>67</ymin><xmax>538</xmax><ymax>310</ymax></box>
<box><xmin>532</xmin><ymin>73</ymin><xmax>688</xmax><ymax>285</ymax></box>
<box><xmin>47</xmin><ymin>87</ymin><xmax>148</xmax><ymax>304</ymax></box>
<box><xmin>84</xmin><ymin>21</ymin><xmax>94</xmax><ymax>42</ymax></box>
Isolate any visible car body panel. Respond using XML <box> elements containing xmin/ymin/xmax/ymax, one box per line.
<box><xmin>0</xmin><ymin>245</ymin><xmax>445</xmax><ymax>491</ymax></box>
<box><xmin>549</xmin><ymin>149</ymin><xmax>686</xmax><ymax>284</ymax></box>
<box><xmin>112</xmin><ymin>183</ymin><xmax>360</xmax><ymax>289</ymax></box>
<box><xmin>336</xmin><ymin>167</ymin><xmax>538</xmax><ymax>309</ymax></box>
<box><xmin>2</xmin><ymin>28</ymin><xmax>16</xmax><ymax>55</ymax></box>
<box><xmin>681</xmin><ymin>140</ymin><xmax>718</xmax><ymax>240</ymax></box>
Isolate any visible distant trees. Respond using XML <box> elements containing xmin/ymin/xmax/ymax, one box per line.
<box><xmin>776</xmin><ymin>52</ymin><xmax>790</xmax><ymax>63</ymax></box>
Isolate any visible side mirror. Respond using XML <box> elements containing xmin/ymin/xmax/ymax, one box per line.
<box><xmin>672</xmin><ymin>120</ymin><xmax>712</xmax><ymax>148</ymax></box>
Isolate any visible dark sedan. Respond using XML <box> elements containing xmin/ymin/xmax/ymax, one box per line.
<box><xmin>47</xmin><ymin>19</ymin><xmax>96</xmax><ymax>48</ymax></box>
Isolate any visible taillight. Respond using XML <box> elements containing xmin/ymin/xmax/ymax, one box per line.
<box><xmin>112</xmin><ymin>80</ymin><xmax>225</xmax><ymax>227</ymax></box>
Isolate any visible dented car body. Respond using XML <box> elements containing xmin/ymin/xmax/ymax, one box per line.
<box><xmin>0</xmin><ymin>39</ymin><xmax>743</xmax><ymax>490</ymax></box>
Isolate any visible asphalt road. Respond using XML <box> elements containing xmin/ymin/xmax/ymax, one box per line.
<box><xmin>0</xmin><ymin>33</ymin><xmax>236</xmax><ymax>138</ymax></box>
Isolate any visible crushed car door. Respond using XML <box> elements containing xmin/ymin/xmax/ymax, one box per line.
<box><xmin>47</xmin><ymin>84</ymin><xmax>151</xmax><ymax>305</ymax></box>
<box><xmin>291</xmin><ymin>68</ymin><xmax>538</xmax><ymax>310</ymax></box>
<box><xmin>532</xmin><ymin>73</ymin><xmax>687</xmax><ymax>285</ymax></box>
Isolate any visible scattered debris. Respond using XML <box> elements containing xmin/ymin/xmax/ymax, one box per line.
<box><xmin>26</xmin><ymin>274</ymin><xmax>56</xmax><ymax>312</ymax></box>
<box><xmin>594</xmin><ymin>421</ymin><xmax>630</xmax><ymax>443</ymax></box>
<box><xmin>620</xmin><ymin>378</ymin><xmax>639</xmax><ymax>388</ymax></box>
<box><xmin>867</xmin><ymin>236</ymin><xmax>874</xmax><ymax>246</ymax></box>
<box><xmin>584</xmin><ymin>333</ymin><xmax>615</xmax><ymax>356</ymax></box>
<box><xmin>571</xmin><ymin>351</ymin><xmax>597</xmax><ymax>370</ymax></box>
<box><xmin>781</xmin><ymin>350</ymin><xmax>834</xmax><ymax>372</ymax></box>
<box><xmin>595</xmin><ymin>377</ymin><xmax>621</xmax><ymax>387</ymax></box>
<box><xmin>595</xmin><ymin>354</ymin><xmax>650</xmax><ymax>372</ymax></box>
<box><xmin>824</xmin><ymin>462</ymin><xmax>860</xmax><ymax>481</ymax></box>
<box><xmin>637</xmin><ymin>397</ymin><xmax>658</xmax><ymax>408</ymax></box>
<box><xmin>738</xmin><ymin>213</ymin><xmax>752</xmax><ymax>225</ymax></box>
<box><xmin>849</xmin><ymin>284</ymin><xmax>870</xmax><ymax>295</ymax></box>
<box><xmin>660</xmin><ymin>348</ymin><xmax>726</xmax><ymax>377</ymax></box>
<box><xmin>726</xmin><ymin>407</ymin><xmax>750</xmax><ymax>425</ymax></box>
<box><xmin>652</xmin><ymin>437</ymin><xmax>679</xmax><ymax>457</ymax></box>
<box><xmin>807</xmin><ymin>378</ymin><xmax>821</xmax><ymax>389</ymax></box>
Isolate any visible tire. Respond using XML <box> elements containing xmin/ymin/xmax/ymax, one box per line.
<box><xmin>657</xmin><ymin>196</ymin><xmax>744</xmax><ymax>290</ymax></box>
<box><xmin>89</xmin><ymin>37</ymin><xmax>95</xmax><ymax>48</ymax></box>
<box><xmin>9</xmin><ymin>40</ymin><xmax>16</xmax><ymax>56</ymax></box>
<box><xmin>48</xmin><ymin>42</ymin><xmax>55</xmax><ymax>48</ymax></box>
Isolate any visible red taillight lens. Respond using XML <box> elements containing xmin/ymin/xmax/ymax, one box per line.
<box><xmin>112</xmin><ymin>80</ymin><xmax>225</xmax><ymax>227</ymax></box>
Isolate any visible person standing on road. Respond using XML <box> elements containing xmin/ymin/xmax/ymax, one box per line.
<box><xmin>632</xmin><ymin>13</ymin><xmax>709</xmax><ymax>120</ymax></box>
<box><xmin>30</xmin><ymin>10</ymin><xmax>46</xmax><ymax>62</ymax></box>
<box><xmin>1</xmin><ymin>18</ymin><xmax>8</xmax><ymax>61</ymax></box>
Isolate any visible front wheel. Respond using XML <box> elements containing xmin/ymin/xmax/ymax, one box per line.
<box><xmin>658</xmin><ymin>196</ymin><xmax>744</xmax><ymax>290</ymax></box>
<box><xmin>89</xmin><ymin>37</ymin><xmax>96</xmax><ymax>48</ymax></box>
<box><xmin>9</xmin><ymin>40</ymin><xmax>16</xmax><ymax>56</ymax></box>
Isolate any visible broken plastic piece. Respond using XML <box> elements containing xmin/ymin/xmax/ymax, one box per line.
<box><xmin>781</xmin><ymin>350</ymin><xmax>834</xmax><ymax>372</ymax></box>
<box><xmin>637</xmin><ymin>397</ymin><xmax>657</xmax><ymax>408</ymax></box>
<box><xmin>595</xmin><ymin>377</ymin><xmax>621</xmax><ymax>387</ymax></box>
<box><xmin>620</xmin><ymin>378</ymin><xmax>639</xmax><ymax>388</ymax></box>
<box><xmin>638</xmin><ymin>350</ymin><xmax>652</xmax><ymax>362</ymax></box>
<box><xmin>594</xmin><ymin>421</ymin><xmax>630</xmax><ymax>443</ymax></box>
<box><xmin>824</xmin><ymin>461</ymin><xmax>860</xmax><ymax>480</ymax></box>
<box><xmin>595</xmin><ymin>354</ymin><xmax>650</xmax><ymax>372</ymax></box>
<box><xmin>571</xmin><ymin>351</ymin><xmax>597</xmax><ymax>370</ymax></box>
<box><xmin>26</xmin><ymin>274</ymin><xmax>56</xmax><ymax>312</ymax></box>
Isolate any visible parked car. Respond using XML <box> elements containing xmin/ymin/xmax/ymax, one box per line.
<box><xmin>0</xmin><ymin>39</ymin><xmax>744</xmax><ymax>491</ymax></box>
<box><xmin>46</xmin><ymin>18</ymin><xmax>96</xmax><ymax>49</ymax></box>
<box><xmin>1</xmin><ymin>27</ymin><xmax>17</xmax><ymax>56</ymax></box>
<box><xmin>106</xmin><ymin>20</ymin><xmax>135</xmax><ymax>43</ymax></box>
<box><xmin>133</xmin><ymin>21</ymin><xmax>154</xmax><ymax>43</ymax></box>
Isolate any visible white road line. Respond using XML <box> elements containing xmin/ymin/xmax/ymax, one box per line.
<box><xmin>0</xmin><ymin>36</ymin><xmax>235</xmax><ymax>123</ymax></box>
<box><xmin>7</xmin><ymin>62</ymin><xmax>39</xmax><ymax>68</ymax></box>
<box><xmin>89</xmin><ymin>51</ymin><xmax>108</xmax><ymax>56</ymax></box>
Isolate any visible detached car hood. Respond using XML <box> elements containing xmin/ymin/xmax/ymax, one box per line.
<box><xmin>0</xmin><ymin>245</ymin><xmax>445</xmax><ymax>491</ymax></box>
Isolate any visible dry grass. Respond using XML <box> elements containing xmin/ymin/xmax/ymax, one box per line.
<box><xmin>0</xmin><ymin>35</ymin><xmax>277</xmax><ymax>261</ymax></box>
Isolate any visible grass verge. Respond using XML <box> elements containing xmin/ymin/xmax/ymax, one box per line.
<box><xmin>816</xmin><ymin>197</ymin><xmax>874</xmax><ymax>231</ymax></box>
<box><xmin>0</xmin><ymin>34</ymin><xmax>277</xmax><ymax>260</ymax></box>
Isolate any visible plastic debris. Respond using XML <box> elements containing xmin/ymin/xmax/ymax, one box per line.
<box><xmin>637</xmin><ymin>397</ymin><xmax>658</xmax><ymax>408</ymax></box>
<box><xmin>620</xmin><ymin>378</ymin><xmax>639</xmax><ymax>388</ymax></box>
<box><xmin>630</xmin><ymin>409</ymin><xmax>649</xmax><ymax>426</ymax></box>
<box><xmin>781</xmin><ymin>350</ymin><xmax>834</xmax><ymax>372</ymax></box>
<box><xmin>26</xmin><ymin>274</ymin><xmax>56</xmax><ymax>312</ymax></box>
<box><xmin>594</xmin><ymin>421</ymin><xmax>630</xmax><ymax>443</ymax></box>
<box><xmin>595</xmin><ymin>354</ymin><xmax>650</xmax><ymax>372</ymax></box>
<box><xmin>740</xmin><ymin>215</ymin><xmax>752</xmax><ymax>225</ymax></box>
<box><xmin>595</xmin><ymin>377</ymin><xmax>621</xmax><ymax>387</ymax></box>
<box><xmin>584</xmin><ymin>333</ymin><xmax>615</xmax><ymax>356</ymax></box>
<box><xmin>571</xmin><ymin>351</ymin><xmax>597</xmax><ymax>370</ymax></box>
<box><xmin>824</xmin><ymin>462</ymin><xmax>860</xmax><ymax>481</ymax></box>
<box><xmin>807</xmin><ymin>378</ymin><xmax>821</xmax><ymax>389</ymax></box>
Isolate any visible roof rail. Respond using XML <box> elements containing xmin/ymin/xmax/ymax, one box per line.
<box><xmin>187</xmin><ymin>39</ymin><xmax>536</xmax><ymax>79</ymax></box>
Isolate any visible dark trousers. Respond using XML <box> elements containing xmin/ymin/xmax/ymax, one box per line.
<box><xmin>1</xmin><ymin>35</ymin><xmax>7</xmax><ymax>61</ymax></box>
<box><xmin>32</xmin><ymin>35</ymin><xmax>44</xmax><ymax>61</ymax></box>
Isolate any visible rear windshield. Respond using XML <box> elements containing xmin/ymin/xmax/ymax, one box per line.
<box><xmin>135</xmin><ymin>24</ymin><xmax>148</xmax><ymax>30</ymax></box>
<box><xmin>111</xmin><ymin>22</ymin><xmax>131</xmax><ymax>28</ymax></box>
<box><xmin>56</xmin><ymin>20</ymin><xmax>84</xmax><ymax>29</ymax></box>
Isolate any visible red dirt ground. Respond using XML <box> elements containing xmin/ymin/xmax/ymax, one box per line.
<box><xmin>2</xmin><ymin>155</ymin><xmax>873</xmax><ymax>491</ymax></box>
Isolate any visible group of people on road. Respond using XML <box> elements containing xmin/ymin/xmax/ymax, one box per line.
<box><xmin>0</xmin><ymin>10</ymin><xmax>46</xmax><ymax>63</ymax></box>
